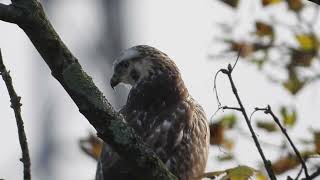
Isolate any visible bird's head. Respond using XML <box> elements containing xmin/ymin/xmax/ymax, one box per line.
<box><xmin>110</xmin><ymin>45</ymin><xmax>172</xmax><ymax>89</ymax></box>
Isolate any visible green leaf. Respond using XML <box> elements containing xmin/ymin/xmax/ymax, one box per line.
<box><xmin>200</xmin><ymin>165</ymin><xmax>258</xmax><ymax>180</ymax></box>
<box><xmin>225</xmin><ymin>166</ymin><xmax>257</xmax><ymax>180</ymax></box>
<box><xmin>219</xmin><ymin>114</ymin><xmax>237</xmax><ymax>129</ymax></box>
<box><xmin>256</xmin><ymin>120</ymin><xmax>278</xmax><ymax>132</ymax></box>
<box><xmin>220</xmin><ymin>0</ymin><xmax>240</xmax><ymax>8</ymax></box>
<box><xmin>200</xmin><ymin>170</ymin><xmax>226</xmax><ymax>179</ymax></box>
<box><xmin>217</xmin><ymin>154</ymin><xmax>234</xmax><ymax>161</ymax></box>
<box><xmin>251</xmin><ymin>58</ymin><xmax>266</xmax><ymax>69</ymax></box>
<box><xmin>282</xmin><ymin>71</ymin><xmax>305</xmax><ymax>95</ymax></box>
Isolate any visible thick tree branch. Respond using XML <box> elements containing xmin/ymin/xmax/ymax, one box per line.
<box><xmin>0</xmin><ymin>1</ymin><xmax>176</xmax><ymax>180</ymax></box>
<box><xmin>0</xmin><ymin>4</ymin><xmax>22</xmax><ymax>24</ymax></box>
<box><xmin>0</xmin><ymin>49</ymin><xmax>31</xmax><ymax>180</ymax></box>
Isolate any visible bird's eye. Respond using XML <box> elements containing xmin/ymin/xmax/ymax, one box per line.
<box><xmin>122</xmin><ymin>61</ymin><xmax>129</xmax><ymax>68</ymax></box>
<box><xmin>130</xmin><ymin>69</ymin><xmax>140</xmax><ymax>81</ymax></box>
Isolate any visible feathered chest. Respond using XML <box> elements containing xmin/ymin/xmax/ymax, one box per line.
<box><xmin>120</xmin><ymin>73</ymin><xmax>189</xmax><ymax>137</ymax></box>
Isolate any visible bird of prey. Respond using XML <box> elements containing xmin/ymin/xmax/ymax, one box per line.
<box><xmin>96</xmin><ymin>45</ymin><xmax>210</xmax><ymax>180</ymax></box>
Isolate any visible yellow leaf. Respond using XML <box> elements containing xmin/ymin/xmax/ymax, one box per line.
<box><xmin>256</xmin><ymin>172</ymin><xmax>268</xmax><ymax>180</ymax></box>
<box><xmin>262</xmin><ymin>0</ymin><xmax>283</xmax><ymax>6</ymax></box>
<box><xmin>202</xmin><ymin>166</ymin><xmax>263</xmax><ymax>180</ymax></box>
<box><xmin>225</xmin><ymin>166</ymin><xmax>257</xmax><ymax>180</ymax></box>
<box><xmin>295</xmin><ymin>34</ymin><xmax>318</xmax><ymax>51</ymax></box>
<box><xmin>199</xmin><ymin>170</ymin><xmax>225</xmax><ymax>179</ymax></box>
<box><xmin>280</xmin><ymin>106</ymin><xmax>297</xmax><ymax>127</ymax></box>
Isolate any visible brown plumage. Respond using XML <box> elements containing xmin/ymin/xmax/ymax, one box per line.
<box><xmin>96</xmin><ymin>45</ymin><xmax>209</xmax><ymax>180</ymax></box>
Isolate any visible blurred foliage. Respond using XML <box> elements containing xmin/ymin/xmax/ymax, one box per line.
<box><xmin>272</xmin><ymin>150</ymin><xmax>317</xmax><ymax>174</ymax></box>
<box><xmin>79</xmin><ymin>0</ymin><xmax>320</xmax><ymax>179</ymax></box>
<box><xmin>210</xmin><ymin>114</ymin><xmax>237</xmax><ymax>152</ymax></box>
<box><xmin>210</xmin><ymin>0</ymin><xmax>320</xmax><ymax>178</ymax></box>
<box><xmin>315</xmin><ymin>131</ymin><xmax>320</xmax><ymax>153</ymax></box>
<box><xmin>271</xmin><ymin>154</ymin><xmax>300</xmax><ymax>174</ymax></box>
<box><xmin>217</xmin><ymin>0</ymin><xmax>320</xmax><ymax>95</ymax></box>
<box><xmin>217</xmin><ymin>154</ymin><xmax>235</xmax><ymax>161</ymax></box>
<box><xmin>256</xmin><ymin>120</ymin><xmax>278</xmax><ymax>132</ymax></box>
<box><xmin>280</xmin><ymin>106</ymin><xmax>297</xmax><ymax>127</ymax></box>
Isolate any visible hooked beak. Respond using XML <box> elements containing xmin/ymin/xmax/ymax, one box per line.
<box><xmin>110</xmin><ymin>75</ymin><xmax>120</xmax><ymax>90</ymax></box>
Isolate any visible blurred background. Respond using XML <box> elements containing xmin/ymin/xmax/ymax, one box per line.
<box><xmin>0</xmin><ymin>0</ymin><xmax>319</xmax><ymax>179</ymax></box>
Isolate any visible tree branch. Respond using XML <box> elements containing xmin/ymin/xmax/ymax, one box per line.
<box><xmin>0</xmin><ymin>49</ymin><xmax>31</xmax><ymax>180</ymax></box>
<box><xmin>219</xmin><ymin>63</ymin><xmax>277</xmax><ymax>180</ymax></box>
<box><xmin>303</xmin><ymin>167</ymin><xmax>320</xmax><ymax>180</ymax></box>
<box><xmin>0</xmin><ymin>1</ymin><xmax>176</xmax><ymax>180</ymax></box>
<box><xmin>261</xmin><ymin>105</ymin><xmax>309</xmax><ymax>179</ymax></box>
<box><xmin>307</xmin><ymin>0</ymin><xmax>320</xmax><ymax>5</ymax></box>
<box><xmin>222</xmin><ymin>106</ymin><xmax>242</xmax><ymax>111</ymax></box>
<box><xmin>0</xmin><ymin>4</ymin><xmax>23</xmax><ymax>24</ymax></box>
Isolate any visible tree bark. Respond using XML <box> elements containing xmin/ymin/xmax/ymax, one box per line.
<box><xmin>0</xmin><ymin>1</ymin><xmax>177</xmax><ymax>179</ymax></box>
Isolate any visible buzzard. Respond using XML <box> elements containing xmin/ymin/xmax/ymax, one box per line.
<box><xmin>96</xmin><ymin>45</ymin><xmax>210</xmax><ymax>180</ymax></box>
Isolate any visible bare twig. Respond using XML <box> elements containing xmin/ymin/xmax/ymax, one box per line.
<box><xmin>262</xmin><ymin>105</ymin><xmax>309</xmax><ymax>179</ymax></box>
<box><xmin>302</xmin><ymin>167</ymin><xmax>320</xmax><ymax>180</ymax></box>
<box><xmin>222</xmin><ymin>106</ymin><xmax>242</xmax><ymax>111</ymax></box>
<box><xmin>236</xmin><ymin>127</ymin><xmax>283</xmax><ymax>149</ymax></box>
<box><xmin>213</xmin><ymin>69</ymin><xmax>223</xmax><ymax>108</ymax></box>
<box><xmin>0</xmin><ymin>49</ymin><xmax>31</xmax><ymax>180</ymax></box>
<box><xmin>209</xmin><ymin>106</ymin><xmax>223</xmax><ymax>123</ymax></box>
<box><xmin>294</xmin><ymin>165</ymin><xmax>304</xmax><ymax>180</ymax></box>
<box><xmin>249</xmin><ymin>108</ymin><xmax>261</xmax><ymax>122</ymax></box>
<box><xmin>217</xmin><ymin>56</ymin><xmax>276</xmax><ymax>179</ymax></box>
<box><xmin>231</xmin><ymin>49</ymin><xmax>241</xmax><ymax>71</ymax></box>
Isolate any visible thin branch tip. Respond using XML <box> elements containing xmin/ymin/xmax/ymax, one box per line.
<box><xmin>218</xmin><ymin>62</ymin><xmax>276</xmax><ymax>180</ymax></box>
<box><xmin>0</xmin><ymin>49</ymin><xmax>31</xmax><ymax>180</ymax></box>
<box><xmin>264</xmin><ymin>105</ymin><xmax>309</xmax><ymax>178</ymax></box>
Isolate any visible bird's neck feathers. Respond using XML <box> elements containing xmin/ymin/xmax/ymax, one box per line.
<box><xmin>126</xmin><ymin>70</ymin><xmax>188</xmax><ymax>111</ymax></box>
